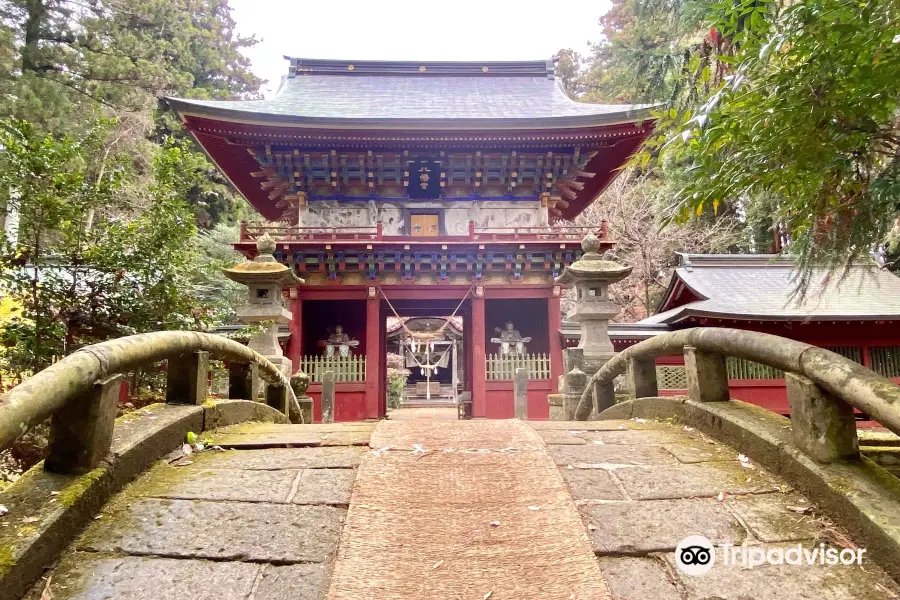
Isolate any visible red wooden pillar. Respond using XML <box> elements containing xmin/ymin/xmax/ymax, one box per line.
<box><xmin>548</xmin><ymin>294</ymin><xmax>563</xmax><ymax>393</ymax></box>
<box><xmin>472</xmin><ymin>293</ymin><xmax>487</xmax><ymax>418</ymax></box>
<box><xmin>288</xmin><ymin>297</ymin><xmax>303</xmax><ymax>374</ymax></box>
<box><xmin>364</xmin><ymin>291</ymin><xmax>381</xmax><ymax>419</ymax></box>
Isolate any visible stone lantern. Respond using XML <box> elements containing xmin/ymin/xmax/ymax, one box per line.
<box><xmin>223</xmin><ymin>233</ymin><xmax>303</xmax><ymax>374</ymax></box>
<box><xmin>550</xmin><ymin>232</ymin><xmax>631</xmax><ymax>419</ymax></box>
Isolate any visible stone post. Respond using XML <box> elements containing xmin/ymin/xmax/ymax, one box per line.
<box><xmin>228</xmin><ymin>361</ymin><xmax>259</xmax><ymax>401</ymax></box>
<box><xmin>627</xmin><ymin>357</ymin><xmax>658</xmax><ymax>399</ymax></box>
<box><xmin>785</xmin><ymin>373</ymin><xmax>859</xmax><ymax>463</ymax></box>
<box><xmin>290</xmin><ymin>371</ymin><xmax>314</xmax><ymax>424</ymax></box>
<box><xmin>265</xmin><ymin>382</ymin><xmax>289</xmax><ymax>416</ymax></box>
<box><xmin>593</xmin><ymin>380</ymin><xmax>616</xmax><ymax>414</ymax></box>
<box><xmin>684</xmin><ymin>346</ymin><xmax>729</xmax><ymax>403</ymax></box>
<box><xmin>166</xmin><ymin>350</ymin><xmax>209</xmax><ymax>405</ymax></box>
<box><xmin>322</xmin><ymin>370</ymin><xmax>336</xmax><ymax>424</ymax></box>
<box><xmin>514</xmin><ymin>367</ymin><xmax>528</xmax><ymax>420</ymax></box>
<box><xmin>45</xmin><ymin>375</ymin><xmax>121</xmax><ymax>474</ymax></box>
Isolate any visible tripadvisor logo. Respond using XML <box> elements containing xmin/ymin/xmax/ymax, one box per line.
<box><xmin>675</xmin><ymin>536</ymin><xmax>867</xmax><ymax>576</ymax></box>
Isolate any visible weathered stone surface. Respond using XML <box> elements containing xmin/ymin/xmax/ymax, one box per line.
<box><xmin>529</xmin><ymin>420</ymin><xmax>647</xmax><ymax>431</ymax></box>
<box><xmin>321</xmin><ymin>431</ymin><xmax>373</xmax><ymax>446</ymax></box>
<box><xmin>46</xmin><ymin>375</ymin><xmax>121</xmax><ymax>475</ymax></box>
<box><xmin>25</xmin><ymin>555</ymin><xmax>259</xmax><ymax>600</ymax></box>
<box><xmin>188</xmin><ymin>447</ymin><xmax>365</xmax><ymax>470</ymax></box>
<box><xmin>580</xmin><ymin>498</ymin><xmax>745</xmax><ymax>554</ymax></box>
<box><xmin>662</xmin><ymin>441</ymin><xmax>734</xmax><ymax>463</ymax></box>
<box><xmin>537</xmin><ymin>430</ymin><xmax>588</xmax><ymax>445</ymax></box>
<box><xmin>626</xmin><ymin>357</ymin><xmax>659</xmax><ymax>399</ymax></box>
<box><xmin>202</xmin><ymin>399</ymin><xmax>289</xmax><ymax>430</ymax></box>
<box><xmin>213</xmin><ymin>432</ymin><xmax>323</xmax><ymax>448</ymax></box>
<box><xmin>786</xmin><ymin>372</ymin><xmax>859</xmax><ymax>464</ymax></box>
<box><xmin>613</xmin><ymin>462</ymin><xmax>780</xmax><ymax>501</ymax></box>
<box><xmin>133</xmin><ymin>466</ymin><xmax>298</xmax><ymax>503</ymax></box>
<box><xmin>322</xmin><ymin>371</ymin><xmax>335</xmax><ymax>424</ymax></box>
<box><xmin>684</xmin><ymin>345</ymin><xmax>730</xmax><ymax>403</ymax></box>
<box><xmin>79</xmin><ymin>498</ymin><xmax>344</xmax><ymax>563</ymax></box>
<box><xmin>578</xmin><ymin>428</ymin><xmax>684</xmax><ymax>445</ymax></box>
<box><xmin>214</xmin><ymin>423</ymin><xmax>375</xmax><ymax>435</ymax></box>
<box><xmin>560</xmin><ymin>468</ymin><xmax>625</xmax><ymax>501</ymax></box>
<box><xmin>549</xmin><ymin>443</ymin><xmax>677</xmax><ymax>467</ymax></box>
<box><xmin>728</xmin><ymin>493</ymin><xmax>825</xmax><ymax>543</ymax></box>
<box><xmin>665</xmin><ymin>544</ymin><xmax>900</xmax><ymax>600</ymax></box>
<box><xmin>292</xmin><ymin>469</ymin><xmax>355</xmax><ymax>505</ymax></box>
<box><xmin>254</xmin><ymin>564</ymin><xmax>330</xmax><ymax>600</ymax></box>
<box><xmin>596</xmin><ymin>556</ymin><xmax>681</xmax><ymax>600</ymax></box>
<box><xmin>166</xmin><ymin>350</ymin><xmax>209</xmax><ymax>405</ymax></box>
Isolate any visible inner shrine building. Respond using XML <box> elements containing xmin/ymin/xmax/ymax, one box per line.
<box><xmin>168</xmin><ymin>57</ymin><xmax>652</xmax><ymax>421</ymax></box>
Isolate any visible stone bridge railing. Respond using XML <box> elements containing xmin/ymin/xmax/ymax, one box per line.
<box><xmin>0</xmin><ymin>331</ymin><xmax>299</xmax><ymax>475</ymax></box>
<box><xmin>576</xmin><ymin>327</ymin><xmax>900</xmax><ymax>464</ymax></box>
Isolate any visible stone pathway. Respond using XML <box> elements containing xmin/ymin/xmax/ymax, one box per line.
<box><xmin>327</xmin><ymin>418</ymin><xmax>609</xmax><ymax>599</ymax></box>
<box><xmin>20</xmin><ymin>417</ymin><xmax>900</xmax><ymax>600</ymax></box>
<box><xmin>534</xmin><ymin>418</ymin><xmax>900</xmax><ymax>600</ymax></box>
<box><xmin>23</xmin><ymin>422</ymin><xmax>376</xmax><ymax>600</ymax></box>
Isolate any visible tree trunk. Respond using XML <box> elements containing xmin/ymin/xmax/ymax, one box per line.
<box><xmin>22</xmin><ymin>0</ymin><xmax>48</xmax><ymax>74</ymax></box>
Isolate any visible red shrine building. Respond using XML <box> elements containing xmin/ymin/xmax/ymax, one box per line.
<box><xmin>169</xmin><ymin>57</ymin><xmax>652</xmax><ymax>421</ymax></box>
<box><xmin>572</xmin><ymin>254</ymin><xmax>900</xmax><ymax>420</ymax></box>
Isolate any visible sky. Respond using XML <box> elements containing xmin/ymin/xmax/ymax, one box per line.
<box><xmin>228</xmin><ymin>0</ymin><xmax>613</xmax><ymax>97</ymax></box>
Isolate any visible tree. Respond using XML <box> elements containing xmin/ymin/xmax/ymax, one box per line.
<box><xmin>563</xmin><ymin>171</ymin><xmax>738</xmax><ymax>320</ymax></box>
<box><xmin>0</xmin><ymin>119</ymin><xmax>207</xmax><ymax>374</ymax></box>
<box><xmin>649</xmin><ymin>0</ymin><xmax>900</xmax><ymax>292</ymax></box>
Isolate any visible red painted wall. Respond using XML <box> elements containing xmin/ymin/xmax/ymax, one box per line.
<box><xmin>485</xmin><ymin>380</ymin><xmax>552</xmax><ymax>420</ymax></box>
<box><xmin>307</xmin><ymin>382</ymin><xmax>367</xmax><ymax>423</ymax></box>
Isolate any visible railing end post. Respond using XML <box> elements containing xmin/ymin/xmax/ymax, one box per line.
<box><xmin>627</xmin><ymin>357</ymin><xmax>658</xmax><ymax>399</ymax></box>
<box><xmin>786</xmin><ymin>372</ymin><xmax>859</xmax><ymax>463</ymax></box>
<box><xmin>166</xmin><ymin>350</ymin><xmax>209</xmax><ymax>406</ymax></box>
<box><xmin>45</xmin><ymin>374</ymin><xmax>122</xmax><ymax>474</ymax></box>
<box><xmin>684</xmin><ymin>345</ymin><xmax>729</xmax><ymax>403</ymax></box>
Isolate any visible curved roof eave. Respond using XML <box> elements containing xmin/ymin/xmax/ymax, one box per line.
<box><xmin>165</xmin><ymin>98</ymin><xmax>657</xmax><ymax>132</ymax></box>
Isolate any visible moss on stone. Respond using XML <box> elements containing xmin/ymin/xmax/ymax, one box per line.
<box><xmin>203</xmin><ymin>398</ymin><xmax>218</xmax><ymax>409</ymax></box>
<box><xmin>828</xmin><ymin>476</ymin><xmax>855</xmax><ymax>497</ymax></box>
<box><xmin>57</xmin><ymin>467</ymin><xmax>107</xmax><ymax>508</ymax></box>
<box><xmin>0</xmin><ymin>544</ymin><xmax>15</xmax><ymax>577</ymax></box>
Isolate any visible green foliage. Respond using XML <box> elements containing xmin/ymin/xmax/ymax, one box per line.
<box><xmin>647</xmin><ymin>0</ymin><xmax>900</xmax><ymax>291</ymax></box>
<box><xmin>0</xmin><ymin>120</ymin><xmax>208</xmax><ymax>374</ymax></box>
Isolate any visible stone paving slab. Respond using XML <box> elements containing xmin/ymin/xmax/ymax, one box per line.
<box><xmin>292</xmin><ymin>469</ymin><xmax>355</xmax><ymax>505</ymax></box>
<box><xmin>561</xmin><ymin>468</ymin><xmax>626</xmax><ymax>501</ymax></box>
<box><xmin>580</xmin><ymin>498</ymin><xmax>746</xmax><ymax>554</ymax></box>
<box><xmin>213</xmin><ymin>432</ymin><xmax>324</xmax><ymax>448</ymax></box>
<box><xmin>613</xmin><ymin>461</ymin><xmax>781</xmax><ymax>500</ymax></box>
<box><xmin>579</xmin><ymin>429</ymin><xmax>686</xmax><ymax>445</ymax></box>
<box><xmin>214</xmin><ymin>423</ymin><xmax>376</xmax><ymax>435</ymax></box>
<box><xmin>186</xmin><ymin>447</ymin><xmax>365</xmax><ymax>470</ymax></box>
<box><xmin>728</xmin><ymin>493</ymin><xmax>826</xmax><ymax>543</ymax></box>
<box><xmin>529</xmin><ymin>420</ymin><xmax>656</xmax><ymax>431</ymax></box>
<box><xmin>79</xmin><ymin>497</ymin><xmax>344</xmax><ymax>563</ymax></box>
<box><xmin>129</xmin><ymin>465</ymin><xmax>299</xmax><ymax>503</ymax></box>
<box><xmin>596</xmin><ymin>556</ymin><xmax>681</xmax><ymax>600</ymax></box>
<box><xmin>662</xmin><ymin>441</ymin><xmax>735</xmax><ymax>463</ymax></box>
<box><xmin>549</xmin><ymin>442</ymin><xmax>679</xmax><ymax>467</ymax></box>
<box><xmin>662</xmin><ymin>544</ymin><xmax>900</xmax><ymax>599</ymax></box>
<box><xmin>24</xmin><ymin>554</ymin><xmax>260</xmax><ymax>600</ymax></box>
<box><xmin>536</xmin><ymin>429</ymin><xmax>589</xmax><ymax>445</ymax></box>
<box><xmin>254</xmin><ymin>564</ymin><xmax>329</xmax><ymax>600</ymax></box>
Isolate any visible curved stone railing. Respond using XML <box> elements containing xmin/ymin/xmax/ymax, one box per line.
<box><xmin>575</xmin><ymin>327</ymin><xmax>900</xmax><ymax>463</ymax></box>
<box><xmin>0</xmin><ymin>331</ymin><xmax>299</xmax><ymax>475</ymax></box>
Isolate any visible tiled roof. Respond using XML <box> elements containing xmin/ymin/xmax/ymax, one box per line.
<box><xmin>167</xmin><ymin>58</ymin><xmax>652</xmax><ymax>129</ymax></box>
<box><xmin>643</xmin><ymin>254</ymin><xmax>900</xmax><ymax>324</ymax></box>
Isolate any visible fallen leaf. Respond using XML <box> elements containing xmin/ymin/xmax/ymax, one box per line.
<box><xmin>21</xmin><ymin>516</ymin><xmax>39</xmax><ymax>524</ymax></box>
<box><xmin>490</xmin><ymin>521</ymin><xmax>500</xmax><ymax>527</ymax></box>
<box><xmin>181</xmin><ymin>444</ymin><xmax>193</xmax><ymax>455</ymax></box>
<box><xmin>0</xmin><ymin>505</ymin><xmax>8</xmax><ymax>516</ymax></box>
<box><xmin>49</xmin><ymin>491</ymin><xmax>59</xmax><ymax>496</ymax></box>
<box><xmin>787</xmin><ymin>505</ymin><xmax>811</xmax><ymax>514</ymax></box>
<box><xmin>432</xmin><ymin>559</ymin><xmax>444</xmax><ymax>569</ymax></box>
<box><xmin>484</xmin><ymin>591</ymin><xmax>493</xmax><ymax>599</ymax></box>
<box><xmin>527</xmin><ymin>506</ymin><xmax>541</xmax><ymax>511</ymax></box>
<box><xmin>683</xmin><ymin>426</ymin><xmax>694</xmax><ymax>432</ymax></box>
<box><xmin>40</xmin><ymin>576</ymin><xmax>52</xmax><ymax>600</ymax></box>
<box><xmin>737</xmin><ymin>454</ymin><xmax>756</xmax><ymax>470</ymax></box>
<box><xmin>633</xmin><ymin>418</ymin><xmax>647</xmax><ymax>424</ymax></box>
<box><xmin>175</xmin><ymin>460</ymin><xmax>194</xmax><ymax>467</ymax></box>
<box><xmin>588</xmin><ymin>523</ymin><xmax>597</xmax><ymax>531</ymax></box>
<box><xmin>717</xmin><ymin>492</ymin><xmax>726</xmax><ymax>502</ymax></box>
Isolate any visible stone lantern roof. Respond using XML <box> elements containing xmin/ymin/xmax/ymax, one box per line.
<box><xmin>222</xmin><ymin>233</ymin><xmax>304</xmax><ymax>286</ymax></box>
<box><xmin>555</xmin><ymin>232</ymin><xmax>631</xmax><ymax>285</ymax></box>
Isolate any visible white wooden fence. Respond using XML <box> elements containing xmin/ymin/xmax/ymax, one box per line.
<box><xmin>300</xmin><ymin>355</ymin><xmax>366</xmax><ymax>383</ymax></box>
<box><xmin>486</xmin><ymin>353</ymin><xmax>551</xmax><ymax>380</ymax></box>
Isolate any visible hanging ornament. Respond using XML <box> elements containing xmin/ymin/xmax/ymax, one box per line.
<box><xmin>434</xmin><ymin>367</ymin><xmax>439</xmax><ymax>374</ymax></box>
<box><xmin>420</xmin><ymin>367</ymin><xmax>425</xmax><ymax>376</ymax></box>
